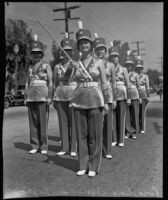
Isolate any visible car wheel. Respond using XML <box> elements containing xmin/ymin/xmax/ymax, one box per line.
<box><xmin>4</xmin><ymin>98</ymin><xmax>10</xmax><ymax>108</ymax></box>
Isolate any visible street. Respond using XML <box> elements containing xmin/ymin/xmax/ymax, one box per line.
<box><xmin>3</xmin><ymin>94</ymin><xmax>163</xmax><ymax>198</ymax></box>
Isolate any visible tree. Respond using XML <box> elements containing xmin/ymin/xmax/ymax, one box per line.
<box><xmin>146</xmin><ymin>68</ymin><xmax>162</xmax><ymax>91</ymax></box>
<box><xmin>5</xmin><ymin>18</ymin><xmax>46</xmax><ymax>93</ymax></box>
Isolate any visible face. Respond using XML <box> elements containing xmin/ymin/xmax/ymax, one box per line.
<box><xmin>64</xmin><ymin>49</ymin><xmax>72</xmax><ymax>58</ymax></box>
<box><xmin>95</xmin><ymin>46</ymin><xmax>106</xmax><ymax>59</ymax></box>
<box><xmin>31</xmin><ymin>51</ymin><xmax>42</xmax><ymax>62</ymax></box>
<box><xmin>125</xmin><ymin>63</ymin><xmax>134</xmax><ymax>72</ymax></box>
<box><xmin>135</xmin><ymin>67</ymin><xmax>143</xmax><ymax>74</ymax></box>
<box><xmin>13</xmin><ymin>44</ymin><xmax>20</xmax><ymax>55</ymax></box>
<box><xmin>110</xmin><ymin>55</ymin><xmax>119</xmax><ymax>65</ymax></box>
<box><xmin>78</xmin><ymin>39</ymin><xmax>92</xmax><ymax>53</ymax></box>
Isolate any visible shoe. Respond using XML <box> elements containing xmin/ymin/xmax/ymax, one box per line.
<box><xmin>118</xmin><ymin>143</ymin><xmax>124</xmax><ymax>147</ymax></box>
<box><xmin>70</xmin><ymin>152</ymin><xmax>76</xmax><ymax>157</ymax></box>
<box><xmin>140</xmin><ymin>130</ymin><xmax>145</xmax><ymax>134</ymax></box>
<box><xmin>111</xmin><ymin>142</ymin><xmax>117</xmax><ymax>146</ymax></box>
<box><xmin>105</xmin><ymin>154</ymin><xmax>112</xmax><ymax>159</ymax></box>
<box><xmin>56</xmin><ymin>151</ymin><xmax>66</xmax><ymax>156</ymax></box>
<box><xmin>76</xmin><ymin>170</ymin><xmax>86</xmax><ymax>176</ymax></box>
<box><xmin>41</xmin><ymin>150</ymin><xmax>47</xmax><ymax>154</ymax></box>
<box><xmin>88</xmin><ymin>171</ymin><xmax>96</xmax><ymax>177</ymax></box>
<box><xmin>125</xmin><ymin>135</ymin><xmax>129</xmax><ymax>139</ymax></box>
<box><xmin>29</xmin><ymin>149</ymin><xmax>38</xmax><ymax>154</ymax></box>
<box><xmin>132</xmin><ymin>135</ymin><xmax>136</xmax><ymax>139</ymax></box>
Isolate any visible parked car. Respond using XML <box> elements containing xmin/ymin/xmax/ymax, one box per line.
<box><xmin>4</xmin><ymin>84</ymin><xmax>25</xmax><ymax>108</ymax></box>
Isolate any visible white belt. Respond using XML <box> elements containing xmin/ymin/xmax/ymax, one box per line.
<box><xmin>139</xmin><ymin>85</ymin><xmax>146</xmax><ymax>89</ymax></box>
<box><xmin>117</xmin><ymin>81</ymin><xmax>125</xmax><ymax>85</ymax></box>
<box><xmin>77</xmin><ymin>82</ymin><xmax>100</xmax><ymax>88</ymax></box>
<box><xmin>30</xmin><ymin>80</ymin><xmax>47</xmax><ymax>84</ymax></box>
<box><xmin>129</xmin><ymin>85</ymin><xmax>136</xmax><ymax>89</ymax></box>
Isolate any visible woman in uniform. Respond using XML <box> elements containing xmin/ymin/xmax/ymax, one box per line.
<box><xmin>53</xmin><ymin>33</ymin><xmax>77</xmax><ymax>157</ymax></box>
<box><xmin>25</xmin><ymin>34</ymin><xmax>53</xmax><ymax>154</ymax></box>
<box><xmin>135</xmin><ymin>56</ymin><xmax>150</xmax><ymax>134</ymax></box>
<box><xmin>93</xmin><ymin>33</ymin><xmax>117</xmax><ymax>159</ymax></box>
<box><xmin>124</xmin><ymin>51</ymin><xmax>141</xmax><ymax>139</ymax></box>
<box><xmin>69</xmin><ymin>21</ymin><xmax>109</xmax><ymax>177</ymax></box>
<box><xmin>108</xmin><ymin>43</ymin><xmax>130</xmax><ymax>147</ymax></box>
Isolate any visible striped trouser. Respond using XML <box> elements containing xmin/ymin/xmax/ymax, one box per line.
<box><xmin>27</xmin><ymin>102</ymin><xmax>48</xmax><ymax>150</ymax></box>
<box><xmin>139</xmin><ymin>99</ymin><xmax>148</xmax><ymax>132</ymax></box>
<box><xmin>74</xmin><ymin>107</ymin><xmax>104</xmax><ymax>173</ymax></box>
<box><xmin>116</xmin><ymin>100</ymin><xmax>126</xmax><ymax>143</ymax></box>
<box><xmin>103</xmin><ymin>103</ymin><xmax>113</xmax><ymax>155</ymax></box>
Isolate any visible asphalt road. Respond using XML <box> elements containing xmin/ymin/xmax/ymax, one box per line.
<box><xmin>2</xmin><ymin>94</ymin><xmax>163</xmax><ymax>198</ymax></box>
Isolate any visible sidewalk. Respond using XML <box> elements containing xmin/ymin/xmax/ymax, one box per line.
<box><xmin>149</xmin><ymin>93</ymin><xmax>163</xmax><ymax>103</ymax></box>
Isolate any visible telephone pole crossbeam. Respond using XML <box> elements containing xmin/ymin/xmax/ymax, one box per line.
<box><xmin>53</xmin><ymin>2</ymin><xmax>81</xmax><ymax>37</ymax></box>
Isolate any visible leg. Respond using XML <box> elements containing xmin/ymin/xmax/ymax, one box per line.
<box><xmin>55</xmin><ymin>101</ymin><xmax>70</xmax><ymax>152</ymax></box>
<box><xmin>74</xmin><ymin>108</ymin><xmax>89</xmax><ymax>171</ymax></box>
<box><xmin>131</xmin><ymin>100</ymin><xmax>140</xmax><ymax>136</ymax></box>
<box><xmin>105</xmin><ymin>104</ymin><xmax>113</xmax><ymax>155</ymax></box>
<box><xmin>37</xmin><ymin>102</ymin><xmax>48</xmax><ymax>151</ymax></box>
<box><xmin>118</xmin><ymin>100</ymin><xmax>126</xmax><ymax>145</ymax></box>
<box><xmin>125</xmin><ymin>103</ymin><xmax>135</xmax><ymax>137</ymax></box>
<box><xmin>141</xmin><ymin>99</ymin><xmax>148</xmax><ymax>133</ymax></box>
<box><xmin>112</xmin><ymin>108</ymin><xmax>117</xmax><ymax>144</ymax></box>
<box><xmin>69</xmin><ymin>107</ymin><xmax>77</xmax><ymax>154</ymax></box>
<box><xmin>88</xmin><ymin>108</ymin><xmax>104</xmax><ymax>173</ymax></box>
<box><xmin>27</xmin><ymin>102</ymin><xmax>39</xmax><ymax>150</ymax></box>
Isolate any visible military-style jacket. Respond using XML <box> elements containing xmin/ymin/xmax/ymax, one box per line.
<box><xmin>104</xmin><ymin>59</ymin><xmax>116</xmax><ymax>103</ymax></box>
<box><xmin>53</xmin><ymin>61</ymin><xmax>77</xmax><ymax>102</ymax></box>
<box><xmin>26</xmin><ymin>60</ymin><xmax>51</xmax><ymax>102</ymax></box>
<box><xmin>115</xmin><ymin>64</ymin><xmax>130</xmax><ymax>100</ymax></box>
<box><xmin>71</xmin><ymin>56</ymin><xmax>108</xmax><ymax>109</ymax></box>
<box><xmin>127</xmin><ymin>71</ymin><xmax>140</xmax><ymax>100</ymax></box>
<box><xmin>138</xmin><ymin>73</ymin><xmax>150</xmax><ymax>99</ymax></box>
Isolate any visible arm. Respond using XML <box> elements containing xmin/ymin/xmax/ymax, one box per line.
<box><xmin>145</xmin><ymin>74</ymin><xmax>150</xmax><ymax>99</ymax></box>
<box><xmin>110</xmin><ymin>64</ymin><xmax>117</xmax><ymax>108</ymax></box>
<box><xmin>99</xmin><ymin>60</ymin><xmax>109</xmax><ymax>111</ymax></box>
<box><xmin>47</xmin><ymin>64</ymin><xmax>53</xmax><ymax>104</ymax></box>
<box><xmin>136</xmin><ymin>73</ymin><xmax>142</xmax><ymax>104</ymax></box>
<box><xmin>24</xmin><ymin>68</ymin><xmax>30</xmax><ymax>106</ymax></box>
<box><xmin>123</xmin><ymin>67</ymin><xmax>131</xmax><ymax>104</ymax></box>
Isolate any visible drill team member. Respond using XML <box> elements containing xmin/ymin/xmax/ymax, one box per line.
<box><xmin>25</xmin><ymin>34</ymin><xmax>53</xmax><ymax>154</ymax></box>
<box><xmin>135</xmin><ymin>56</ymin><xmax>150</xmax><ymax>134</ymax></box>
<box><xmin>108</xmin><ymin>42</ymin><xmax>130</xmax><ymax>147</ymax></box>
<box><xmin>125</xmin><ymin>51</ymin><xmax>141</xmax><ymax>139</ymax></box>
<box><xmin>53</xmin><ymin>33</ymin><xmax>77</xmax><ymax>157</ymax></box>
<box><xmin>93</xmin><ymin>33</ymin><xmax>117</xmax><ymax>159</ymax></box>
<box><xmin>69</xmin><ymin>21</ymin><xmax>109</xmax><ymax>177</ymax></box>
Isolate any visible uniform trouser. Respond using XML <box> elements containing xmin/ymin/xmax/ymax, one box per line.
<box><xmin>103</xmin><ymin>103</ymin><xmax>113</xmax><ymax>155</ymax></box>
<box><xmin>74</xmin><ymin>107</ymin><xmax>104</xmax><ymax>173</ymax></box>
<box><xmin>125</xmin><ymin>100</ymin><xmax>140</xmax><ymax>135</ymax></box>
<box><xmin>69</xmin><ymin>107</ymin><xmax>77</xmax><ymax>152</ymax></box>
<box><xmin>112</xmin><ymin>109</ymin><xmax>117</xmax><ymax>143</ymax></box>
<box><xmin>53</xmin><ymin>101</ymin><xmax>76</xmax><ymax>153</ymax></box>
<box><xmin>27</xmin><ymin>102</ymin><xmax>48</xmax><ymax>151</ymax></box>
<box><xmin>139</xmin><ymin>99</ymin><xmax>148</xmax><ymax>132</ymax></box>
<box><xmin>116</xmin><ymin>100</ymin><xmax>126</xmax><ymax>144</ymax></box>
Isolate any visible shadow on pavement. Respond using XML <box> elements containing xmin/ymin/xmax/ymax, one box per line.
<box><xmin>14</xmin><ymin>142</ymin><xmax>32</xmax><ymax>151</ymax></box>
<box><xmin>43</xmin><ymin>154</ymin><xmax>78</xmax><ymax>172</ymax></box>
<box><xmin>153</xmin><ymin>122</ymin><xmax>163</xmax><ymax>134</ymax></box>
<box><xmin>146</xmin><ymin>107</ymin><xmax>163</xmax><ymax>119</ymax></box>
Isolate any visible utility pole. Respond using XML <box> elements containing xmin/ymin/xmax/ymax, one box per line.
<box><xmin>131</xmin><ymin>40</ymin><xmax>146</xmax><ymax>56</ymax></box>
<box><xmin>157</xmin><ymin>56</ymin><xmax>163</xmax><ymax>73</ymax></box>
<box><xmin>53</xmin><ymin>2</ymin><xmax>81</xmax><ymax>37</ymax></box>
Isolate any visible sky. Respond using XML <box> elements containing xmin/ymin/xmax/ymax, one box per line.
<box><xmin>5</xmin><ymin>2</ymin><xmax>163</xmax><ymax>72</ymax></box>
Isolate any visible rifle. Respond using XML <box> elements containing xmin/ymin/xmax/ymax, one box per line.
<box><xmin>37</xmin><ymin>19</ymin><xmax>93</xmax><ymax>82</ymax></box>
